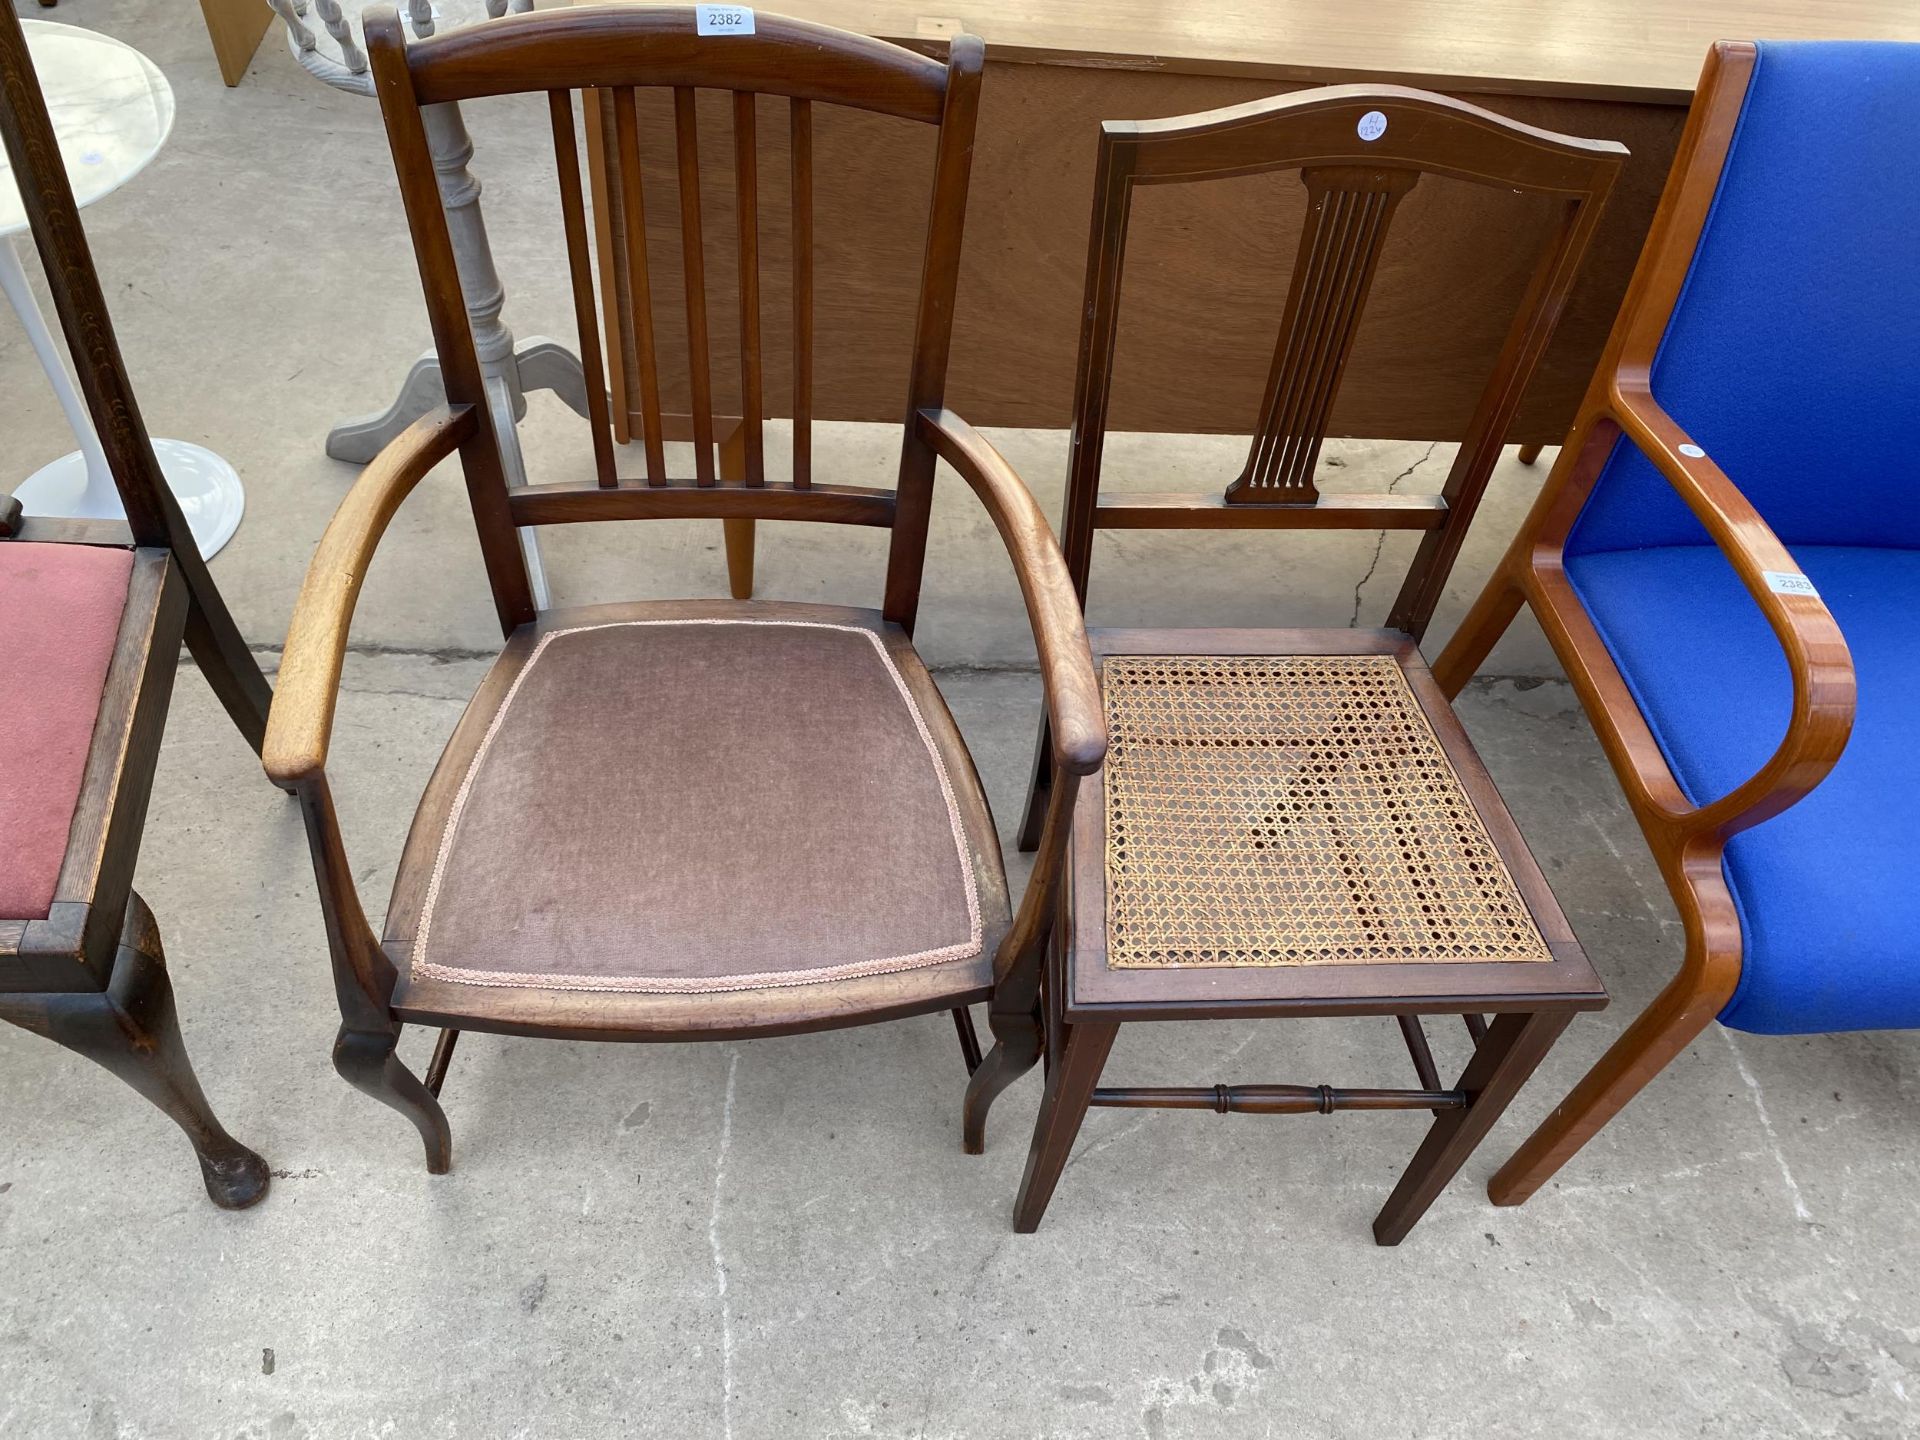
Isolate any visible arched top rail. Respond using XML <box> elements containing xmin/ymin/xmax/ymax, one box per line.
<box><xmin>389</xmin><ymin>4</ymin><xmax>952</xmax><ymax>121</ymax></box>
<box><xmin>1108</xmin><ymin>85</ymin><xmax>1627</xmax><ymax>193</ymax></box>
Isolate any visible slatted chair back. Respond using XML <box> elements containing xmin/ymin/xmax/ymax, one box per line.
<box><xmin>364</xmin><ymin>5</ymin><xmax>982</xmax><ymax>635</ymax></box>
<box><xmin>1059</xmin><ymin>87</ymin><xmax>1625</xmax><ymax>640</ymax></box>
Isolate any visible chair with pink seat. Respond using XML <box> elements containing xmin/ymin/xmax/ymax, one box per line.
<box><xmin>0</xmin><ymin>5</ymin><xmax>274</xmax><ymax>1208</ymax></box>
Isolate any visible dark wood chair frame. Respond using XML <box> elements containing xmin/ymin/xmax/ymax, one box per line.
<box><xmin>1430</xmin><ymin>42</ymin><xmax>1858</xmax><ymax>1205</ymax></box>
<box><xmin>995</xmin><ymin>87</ymin><xmax>1624</xmax><ymax>1242</ymax></box>
<box><xmin>262</xmin><ymin>6</ymin><xmax>1103</xmax><ymax>1171</ymax></box>
<box><xmin>0</xmin><ymin>7</ymin><xmax>275</xmax><ymax>1208</ymax></box>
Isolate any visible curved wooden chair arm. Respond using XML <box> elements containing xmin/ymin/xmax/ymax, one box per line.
<box><xmin>1600</xmin><ymin>382</ymin><xmax>1856</xmax><ymax>841</ymax></box>
<box><xmin>914</xmin><ymin>406</ymin><xmax>1107</xmax><ymax>776</ymax></box>
<box><xmin>263</xmin><ymin>404</ymin><xmax>477</xmax><ymax>784</ymax></box>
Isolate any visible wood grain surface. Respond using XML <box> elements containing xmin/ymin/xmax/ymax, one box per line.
<box><xmin>588</xmin><ymin>62</ymin><xmax>1679</xmax><ymax>445</ymax></box>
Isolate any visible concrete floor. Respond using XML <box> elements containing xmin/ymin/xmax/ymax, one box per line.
<box><xmin>3</xmin><ymin>4</ymin><xmax>1918</xmax><ymax>1437</ymax></box>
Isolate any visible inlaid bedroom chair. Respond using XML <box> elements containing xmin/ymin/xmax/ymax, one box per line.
<box><xmin>0</xmin><ymin>7</ymin><xmax>272</xmax><ymax>1208</ymax></box>
<box><xmin>263</xmin><ymin>6</ymin><xmax>1100</xmax><ymax>1170</ymax></box>
<box><xmin>990</xmin><ymin>89</ymin><xmax>1623</xmax><ymax>1243</ymax></box>
<box><xmin>1434</xmin><ymin>40</ymin><xmax>1917</xmax><ymax>1203</ymax></box>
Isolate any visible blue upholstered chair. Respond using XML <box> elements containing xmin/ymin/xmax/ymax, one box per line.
<box><xmin>1434</xmin><ymin>39</ymin><xmax>1919</xmax><ymax>1201</ymax></box>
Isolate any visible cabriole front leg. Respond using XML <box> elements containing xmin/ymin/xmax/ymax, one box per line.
<box><xmin>963</xmin><ymin>916</ymin><xmax>1047</xmax><ymax>1154</ymax></box>
<box><xmin>962</xmin><ymin>991</ymin><xmax>1044</xmax><ymax>1156</ymax></box>
<box><xmin>965</xmin><ymin>771</ymin><xmax>1082</xmax><ymax>1153</ymax></box>
<box><xmin>332</xmin><ymin>1025</ymin><xmax>451</xmax><ymax>1174</ymax></box>
<box><xmin>296</xmin><ymin>772</ymin><xmax>450</xmax><ymax>1173</ymax></box>
<box><xmin>0</xmin><ymin>894</ymin><xmax>269</xmax><ymax>1210</ymax></box>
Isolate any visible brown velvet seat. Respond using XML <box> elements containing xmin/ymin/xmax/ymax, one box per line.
<box><xmin>0</xmin><ymin>541</ymin><xmax>133</xmax><ymax>922</ymax></box>
<box><xmin>388</xmin><ymin>602</ymin><xmax>1009</xmax><ymax>1039</ymax></box>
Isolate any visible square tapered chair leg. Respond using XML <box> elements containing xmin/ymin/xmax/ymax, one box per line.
<box><xmin>1013</xmin><ymin>1019</ymin><xmax>1119</xmax><ymax>1232</ymax></box>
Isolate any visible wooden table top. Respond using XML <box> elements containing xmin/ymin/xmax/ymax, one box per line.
<box><xmin>765</xmin><ymin>0</ymin><xmax>1920</xmax><ymax>104</ymax></box>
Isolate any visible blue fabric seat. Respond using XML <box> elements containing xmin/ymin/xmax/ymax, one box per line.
<box><xmin>1562</xmin><ymin>41</ymin><xmax>1920</xmax><ymax>1036</ymax></box>
<box><xmin>1564</xmin><ymin>545</ymin><xmax>1920</xmax><ymax>1034</ymax></box>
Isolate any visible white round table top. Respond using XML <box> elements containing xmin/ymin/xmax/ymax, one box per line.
<box><xmin>0</xmin><ymin>20</ymin><xmax>175</xmax><ymax>240</ymax></box>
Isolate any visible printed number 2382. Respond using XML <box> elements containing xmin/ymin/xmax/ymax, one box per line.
<box><xmin>696</xmin><ymin>5</ymin><xmax>755</xmax><ymax>34</ymax></box>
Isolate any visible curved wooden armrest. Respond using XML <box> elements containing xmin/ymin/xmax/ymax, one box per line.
<box><xmin>1601</xmin><ymin>382</ymin><xmax>1856</xmax><ymax>840</ymax></box>
<box><xmin>913</xmin><ymin>407</ymin><xmax>1106</xmax><ymax>775</ymax></box>
<box><xmin>263</xmin><ymin>405</ymin><xmax>478</xmax><ymax>784</ymax></box>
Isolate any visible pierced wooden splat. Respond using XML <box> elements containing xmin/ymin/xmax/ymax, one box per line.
<box><xmin>1019</xmin><ymin>86</ymin><xmax>1625</xmax><ymax>850</ymax></box>
<box><xmin>1226</xmin><ymin>166</ymin><xmax>1419</xmax><ymax>506</ymax></box>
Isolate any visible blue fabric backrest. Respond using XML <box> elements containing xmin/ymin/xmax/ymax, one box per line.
<box><xmin>1567</xmin><ymin>42</ymin><xmax>1920</xmax><ymax>558</ymax></box>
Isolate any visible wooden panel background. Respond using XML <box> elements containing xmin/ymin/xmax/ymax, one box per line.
<box><xmin>585</xmin><ymin>66</ymin><xmax>1681</xmax><ymax>449</ymax></box>
<box><xmin>744</xmin><ymin>0</ymin><xmax>1920</xmax><ymax>105</ymax></box>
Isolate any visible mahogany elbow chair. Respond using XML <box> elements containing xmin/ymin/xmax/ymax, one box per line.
<box><xmin>0</xmin><ymin>6</ymin><xmax>273</xmax><ymax>1208</ymax></box>
<box><xmin>993</xmin><ymin>88</ymin><xmax>1625</xmax><ymax>1242</ymax></box>
<box><xmin>1434</xmin><ymin>40</ymin><xmax>1915</xmax><ymax>1203</ymax></box>
<box><xmin>262</xmin><ymin>6</ymin><xmax>1102</xmax><ymax>1171</ymax></box>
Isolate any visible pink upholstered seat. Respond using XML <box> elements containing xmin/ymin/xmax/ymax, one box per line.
<box><xmin>0</xmin><ymin>542</ymin><xmax>134</xmax><ymax>921</ymax></box>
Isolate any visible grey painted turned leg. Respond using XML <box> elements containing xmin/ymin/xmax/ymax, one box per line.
<box><xmin>516</xmin><ymin>338</ymin><xmax>594</xmax><ymax>420</ymax></box>
<box><xmin>324</xmin><ymin>350</ymin><xmax>446</xmax><ymax>463</ymax></box>
<box><xmin>324</xmin><ymin>99</ymin><xmax>565</xmax><ymax>604</ymax></box>
<box><xmin>322</xmin><ymin>338</ymin><xmax>591</xmax><ymax>463</ymax></box>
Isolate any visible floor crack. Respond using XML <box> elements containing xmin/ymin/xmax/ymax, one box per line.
<box><xmin>1348</xmin><ymin>441</ymin><xmax>1439</xmax><ymax>627</ymax></box>
<box><xmin>1719</xmin><ymin>1029</ymin><xmax>1816</xmax><ymax>1226</ymax></box>
<box><xmin>245</xmin><ymin>641</ymin><xmax>503</xmax><ymax>664</ymax></box>
<box><xmin>709</xmin><ymin>1050</ymin><xmax>741</xmax><ymax>1440</ymax></box>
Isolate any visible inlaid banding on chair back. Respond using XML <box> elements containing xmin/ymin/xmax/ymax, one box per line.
<box><xmin>1229</xmin><ymin>166</ymin><xmax>1419</xmax><ymax>506</ymax></box>
<box><xmin>366</xmin><ymin>6</ymin><xmax>980</xmax><ymax>567</ymax></box>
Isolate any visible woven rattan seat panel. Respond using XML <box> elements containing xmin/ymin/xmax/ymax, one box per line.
<box><xmin>1102</xmin><ymin>654</ymin><xmax>1552</xmax><ymax>969</ymax></box>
